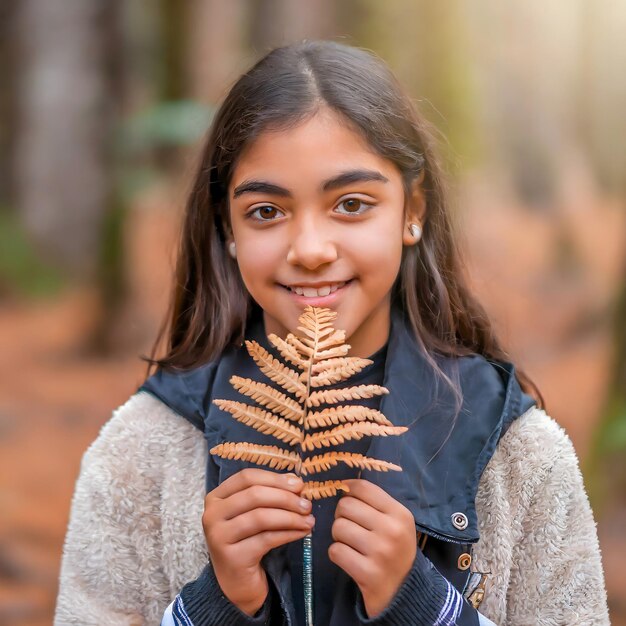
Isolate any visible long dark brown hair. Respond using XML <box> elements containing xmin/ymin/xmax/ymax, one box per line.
<box><xmin>147</xmin><ymin>40</ymin><xmax>543</xmax><ymax>408</ymax></box>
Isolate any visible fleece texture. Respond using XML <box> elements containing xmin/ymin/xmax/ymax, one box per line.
<box><xmin>54</xmin><ymin>392</ymin><xmax>609</xmax><ymax>625</ymax></box>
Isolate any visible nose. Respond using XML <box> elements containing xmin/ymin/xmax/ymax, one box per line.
<box><xmin>286</xmin><ymin>216</ymin><xmax>338</xmax><ymax>269</ymax></box>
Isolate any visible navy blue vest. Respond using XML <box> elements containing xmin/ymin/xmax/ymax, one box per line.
<box><xmin>140</xmin><ymin>307</ymin><xmax>535</xmax><ymax>624</ymax></box>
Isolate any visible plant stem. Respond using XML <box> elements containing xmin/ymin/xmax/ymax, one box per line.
<box><xmin>303</xmin><ymin>531</ymin><xmax>314</xmax><ymax>626</ymax></box>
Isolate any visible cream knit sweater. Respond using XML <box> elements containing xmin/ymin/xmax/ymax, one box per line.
<box><xmin>54</xmin><ymin>392</ymin><xmax>610</xmax><ymax>625</ymax></box>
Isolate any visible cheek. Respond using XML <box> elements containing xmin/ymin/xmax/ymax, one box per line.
<box><xmin>352</xmin><ymin>220</ymin><xmax>403</xmax><ymax>279</ymax></box>
<box><xmin>236</xmin><ymin>236</ymin><xmax>282</xmax><ymax>286</ymax></box>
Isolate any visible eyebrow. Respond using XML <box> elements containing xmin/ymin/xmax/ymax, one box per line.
<box><xmin>232</xmin><ymin>168</ymin><xmax>389</xmax><ymax>199</ymax></box>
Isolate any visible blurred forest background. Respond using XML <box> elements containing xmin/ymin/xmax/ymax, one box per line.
<box><xmin>1</xmin><ymin>1</ymin><xmax>625</xmax><ymax>624</ymax></box>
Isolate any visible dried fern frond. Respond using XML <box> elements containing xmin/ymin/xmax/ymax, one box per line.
<box><xmin>300</xmin><ymin>479</ymin><xmax>350</xmax><ymax>500</ymax></box>
<box><xmin>267</xmin><ymin>334</ymin><xmax>310</xmax><ymax>368</ymax></box>
<box><xmin>229</xmin><ymin>376</ymin><xmax>303</xmax><ymax>423</ymax></box>
<box><xmin>211</xmin><ymin>305</ymin><xmax>407</xmax><ymax>501</ymax></box>
<box><xmin>302</xmin><ymin>422</ymin><xmax>407</xmax><ymax>452</ymax></box>
<box><xmin>245</xmin><ymin>341</ymin><xmax>308</xmax><ymax>401</ymax></box>
<box><xmin>301</xmin><ymin>452</ymin><xmax>402</xmax><ymax>475</ymax></box>
<box><xmin>213</xmin><ymin>399</ymin><xmax>304</xmax><ymax>445</ymax></box>
<box><xmin>310</xmin><ymin>356</ymin><xmax>372</xmax><ymax>375</ymax></box>
<box><xmin>212</xmin><ymin>441</ymin><xmax>300</xmax><ymax>471</ymax></box>
<box><xmin>305</xmin><ymin>405</ymin><xmax>393</xmax><ymax>428</ymax></box>
<box><xmin>306</xmin><ymin>384</ymin><xmax>389</xmax><ymax>407</ymax></box>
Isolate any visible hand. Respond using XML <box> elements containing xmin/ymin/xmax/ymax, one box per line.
<box><xmin>329</xmin><ymin>478</ymin><xmax>417</xmax><ymax>618</ymax></box>
<box><xmin>202</xmin><ymin>468</ymin><xmax>315</xmax><ymax>616</ymax></box>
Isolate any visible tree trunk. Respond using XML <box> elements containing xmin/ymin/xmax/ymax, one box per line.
<box><xmin>15</xmin><ymin>0</ymin><xmax>117</xmax><ymax>280</ymax></box>
<box><xmin>249</xmin><ymin>0</ymin><xmax>338</xmax><ymax>52</ymax></box>
<box><xmin>0</xmin><ymin>2</ymin><xmax>19</xmax><ymax>209</ymax></box>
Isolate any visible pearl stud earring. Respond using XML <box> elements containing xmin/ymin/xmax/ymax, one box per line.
<box><xmin>409</xmin><ymin>223</ymin><xmax>422</xmax><ymax>242</ymax></box>
<box><xmin>228</xmin><ymin>241</ymin><xmax>237</xmax><ymax>258</ymax></box>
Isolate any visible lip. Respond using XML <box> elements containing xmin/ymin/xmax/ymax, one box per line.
<box><xmin>280</xmin><ymin>279</ymin><xmax>353</xmax><ymax>306</ymax></box>
<box><xmin>283</xmin><ymin>280</ymin><xmax>351</xmax><ymax>289</ymax></box>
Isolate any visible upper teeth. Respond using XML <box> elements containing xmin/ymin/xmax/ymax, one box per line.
<box><xmin>289</xmin><ymin>281</ymin><xmax>347</xmax><ymax>297</ymax></box>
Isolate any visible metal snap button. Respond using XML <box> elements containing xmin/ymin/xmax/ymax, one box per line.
<box><xmin>451</xmin><ymin>512</ymin><xmax>468</xmax><ymax>530</ymax></box>
<box><xmin>458</xmin><ymin>553</ymin><xmax>472</xmax><ymax>570</ymax></box>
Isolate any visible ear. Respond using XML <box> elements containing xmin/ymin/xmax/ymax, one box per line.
<box><xmin>403</xmin><ymin>169</ymin><xmax>427</xmax><ymax>245</ymax></box>
<box><xmin>221</xmin><ymin>213</ymin><xmax>234</xmax><ymax>245</ymax></box>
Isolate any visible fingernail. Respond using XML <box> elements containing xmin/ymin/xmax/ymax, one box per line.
<box><xmin>287</xmin><ymin>475</ymin><xmax>301</xmax><ymax>486</ymax></box>
<box><xmin>299</xmin><ymin>498</ymin><xmax>310</xmax><ymax>510</ymax></box>
<box><xmin>306</xmin><ymin>515</ymin><xmax>315</xmax><ymax>525</ymax></box>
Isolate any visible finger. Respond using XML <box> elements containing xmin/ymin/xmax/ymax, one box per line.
<box><xmin>211</xmin><ymin>468</ymin><xmax>303</xmax><ymax>500</ymax></box>
<box><xmin>328</xmin><ymin>541</ymin><xmax>373</xmax><ymax>588</ymax></box>
<box><xmin>238</xmin><ymin>527</ymin><xmax>313</xmax><ymax>559</ymax></box>
<box><xmin>334</xmin><ymin>495</ymin><xmax>382</xmax><ymax>531</ymax></box>
<box><xmin>342</xmin><ymin>479</ymin><xmax>396</xmax><ymax>514</ymax></box>
<box><xmin>226</xmin><ymin>508</ymin><xmax>315</xmax><ymax>544</ymax></box>
<box><xmin>331</xmin><ymin>516</ymin><xmax>372</xmax><ymax>556</ymax></box>
<box><xmin>222</xmin><ymin>484</ymin><xmax>312</xmax><ymax>521</ymax></box>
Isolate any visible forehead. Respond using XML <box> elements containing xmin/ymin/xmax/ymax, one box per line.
<box><xmin>229</xmin><ymin>109</ymin><xmax>401</xmax><ymax>191</ymax></box>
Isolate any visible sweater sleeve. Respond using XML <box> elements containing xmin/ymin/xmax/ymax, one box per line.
<box><xmin>54</xmin><ymin>393</ymin><xmax>206</xmax><ymax>625</ymax></box>
<box><xmin>504</xmin><ymin>421</ymin><xmax>610</xmax><ymax>625</ymax></box>
<box><xmin>351</xmin><ymin>544</ymin><xmax>495</xmax><ymax>626</ymax></box>
<box><xmin>159</xmin><ymin>561</ymin><xmax>284</xmax><ymax>626</ymax></box>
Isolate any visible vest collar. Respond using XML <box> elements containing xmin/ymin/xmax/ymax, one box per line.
<box><xmin>364</xmin><ymin>306</ymin><xmax>535</xmax><ymax>542</ymax></box>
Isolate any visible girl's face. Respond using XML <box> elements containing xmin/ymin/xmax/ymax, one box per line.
<box><xmin>228</xmin><ymin>108</ymin><xmax>423</xmax><ymax>358</ymax></box>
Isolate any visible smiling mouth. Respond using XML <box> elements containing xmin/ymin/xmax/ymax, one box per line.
<box><xmin>280</xmin><ymin>279</ymin><xmax>354</xmax><ymax>298</ymax></box>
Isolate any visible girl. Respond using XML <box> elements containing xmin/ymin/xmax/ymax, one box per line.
<box><xmin>55</xmin><ymin>41</ymin><xmax>609</xmax><ymax>625</ymax></box>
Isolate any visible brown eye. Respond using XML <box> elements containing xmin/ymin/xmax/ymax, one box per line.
<box><xmin>336</xmin><ymin>198</ymin><xmax>373</xmax><ymax>215</ymax></box>
<box><xmin>259</xmin><ymin>206</ymin><xmax>277</xmax><ymax>218</ymax></box>
<box><xmin>249</xmin><ymin>205</ymin><xmax>281</xmax><ymax>221</ymax></box>
<box><xmin>343</xmin><ymin>199</ymin><xmax>361</xmax><ymax>212</ymax></box>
